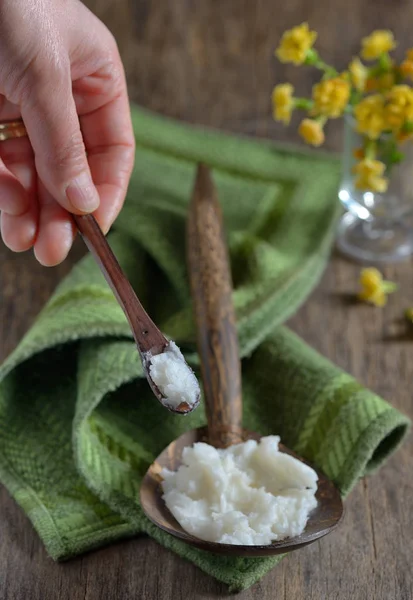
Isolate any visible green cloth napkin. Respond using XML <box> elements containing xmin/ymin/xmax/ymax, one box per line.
<box><xmin>0</xmin><ymin>106</ymin><xmax>410</xmax><ymax>592</ymax></box>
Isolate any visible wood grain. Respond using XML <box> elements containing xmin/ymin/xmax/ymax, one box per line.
<box><xmin>187</xmin><ymin>164</ymin><xmax>243</xmax><ymax>448</ymax></box>
<box><xmin>75</xmin><ymin>213</ymin><xmax>167</xmax><ymax>357</ymax></box>
<box><xmin>1</xmin><ymin>0</ymin><xmax>413</xmax><ymax>598</ymax></box>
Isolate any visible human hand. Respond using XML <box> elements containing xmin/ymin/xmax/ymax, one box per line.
<box><xmin>0</xmin><ymin>0</ymin><xmax>135</xmax><ymax>266</ymax></box>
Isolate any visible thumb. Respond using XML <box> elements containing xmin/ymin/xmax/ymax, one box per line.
<box><xmin>21</xmin><ymin>66</ymin><xmax>100</xmax><ymax>214</ymax></box>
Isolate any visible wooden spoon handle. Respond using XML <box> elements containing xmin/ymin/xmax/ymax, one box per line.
<box><xmin>186</xmin><ymin>164</ymin><xmax>242</xmax><ymax>448</ymax></box>
<box><xmin>74</xmin><ymin>214</ymin><xmax>167</xmax><ymax>356</ymax></box>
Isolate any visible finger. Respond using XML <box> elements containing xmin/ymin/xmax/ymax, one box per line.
<box><xmin>0</xmin><ymin>159</ymin><xmax>30</xmax><ymax>215</ymax></box>
<box><xmin>82</xmin><ymin>94</ymin><xmax>134</xmax><ymax>233</ymax></box>
<box><xmin>0</xmin><ymin>136</ymin><xmax>34</xmax><ymax>215</ymax></box>
<box><xmin>73</xmin><ymin>58</ymin><xmax>134</xmax><ymax>233</ymax></box>
<box><xmin>0</xmin><ymin>136</ymin><xmax>38</xmax><ymax>251</ymax></box>
<box><xmin>91</xmin><ymin>180</ymin><xmax>125</xmax><ymax>234</ymax></box>
<box><xmin>33</xmin><ymin>182</ymin><xmax>76</xmax><ymax>267</ymax></box>
<box><xmin>20</xmin><ymin>63</ymin><xmax>100</xmax><ymax>216</ymax></box>
<box><xmin>1</xmin><ymin>199</ymin><xmax>38</xmax><ymax>252</ymax></box>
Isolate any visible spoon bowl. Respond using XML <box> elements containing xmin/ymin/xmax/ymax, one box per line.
<box><xmin>140</xmin><ymin>163</ymin><xmax>343</xmax><ymax>556</ymax></box>
<box><xmin>141</xmin><ymin>426</ymin><xmax>343</xmax><ymax>556</ymax></box>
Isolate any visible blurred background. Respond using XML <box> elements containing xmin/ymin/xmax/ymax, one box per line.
<box><xmin>84</xmin><ymin>0</ymin><xmax>413</xmax><ymax>150</ymax></box>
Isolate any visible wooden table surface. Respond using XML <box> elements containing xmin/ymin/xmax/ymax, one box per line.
<box><xmin>1</xmin><ymin>1</ymin><xmax>412</xmax><ymax>598</ymax></box>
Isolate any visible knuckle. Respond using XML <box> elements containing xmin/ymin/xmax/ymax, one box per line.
<box><xmin>104</xmin><ymin>58</ymin><xmax>124</xmax><ymax>93</ymax></box>
<box><xmin>99</xmin><ymin>35</ymin><xmax>124</xmax><ymax>92</ymax></box>
<box><xmin>20</xmin><ymin>61</ymin><xmax>69</xmax><ymax>107</ymax></box>
<box><xmin>103</xmin><ymin>27</ymin><xmax>120</xmax><ymax>57</ymax></box>
<box><xmin>5</xmin><ymin>43</ymin><xmax>69</xmax><ymax>104</ymax></box>
<box><xmin>52</xmin><ymin>135</ymin><xmax>87</xmax><ymax>172</ymax></box>
<box><xmin>122</xmin><ymin>144</ymin><xmax>136</xmax><ymax>172</ymax></box>
<box><xmin>34</xmin><ymin>56</ymin><xmax>70</xmax><ymax>96</ymax></box>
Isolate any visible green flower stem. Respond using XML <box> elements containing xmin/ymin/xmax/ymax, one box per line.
<box><xmin>294</xmin><ymin>98</ymin><xmax>313</xmax><ymax>111</ymax></box>
<box><xmin>382</xmin><ymin>281</ymin><xmax>398</xmax><ymax>294</ymax></box>
<box><xmin>316</xmin><ymin>116</ymin><xmax>328</xmax><ymax>127</ymax></box>
<box><xmin>402</xmin><ymin>121</ymin><xmax>413</xmax><ymax>133</ymax></box>
<box><xmin>305</xmin><ymin>49</ymin><xmax>338</xmax><ymax>77</ymax></box>
<box><xmin>376</xmin><ymin>135</ymin><xmax>404</xmax><ymax>177</ymax></box>
<box><xmin>318</xmin><ymin>62</ymin><xmax>338</xmax><ymax>78</ymax></box>
<box><xmin>378</xmin><ymin>52</ymin><xmax>393</xmax><ymax>71</ymax></box>
<box><xmin>364</xmin><ymin>139</ymin><xmax>377</xmax><ymax>160</ymax></box>
<box><xmin>367</xmin><ymin>54</ymin><xmax>394</xmax><ymax>81</ymax></box>
<box><xmin>349</xmin><ymin>90</ymin><xmax>363</xmax><ymax>106</ymax></box>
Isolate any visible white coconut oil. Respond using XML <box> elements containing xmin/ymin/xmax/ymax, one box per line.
<box><xmin>149</xmin><ymin>341</ymin><xmax>200</xmax><ymax>409</ymax></box>
<box><xmin>161</xmin><ymin>435</ymin><xmax>318</xmax><ymax>545</ymax></box>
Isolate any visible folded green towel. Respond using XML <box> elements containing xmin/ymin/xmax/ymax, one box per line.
<box><xmin>0</xmin><ymin>106</ymin><xmax>409</xmax><ymax>592</ymax></box>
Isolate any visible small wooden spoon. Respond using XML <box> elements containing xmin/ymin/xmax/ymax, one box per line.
<box><xmin>74</xmin><ymin>213</ymin><xmax>200</xmax><ymax>415</ymax></box>
<box><xmin>140</xmin><ymin>164</ymin><xmax>343</xmax><ymax>556</ymax></box>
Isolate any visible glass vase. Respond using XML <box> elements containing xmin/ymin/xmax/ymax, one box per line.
<box><xmin>337</xmin><ymin>117</ymin><xmax>413</xmax><ymax>263</ymax></box>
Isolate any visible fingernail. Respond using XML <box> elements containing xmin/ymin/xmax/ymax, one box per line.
<box><xmin>66</xmin><ymin>172</ymin><xmax>100</xmax><ymax>212</ymax></box>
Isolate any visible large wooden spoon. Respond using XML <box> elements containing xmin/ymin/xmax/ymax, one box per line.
<box><xmin>140</xmin><ymin>164</ymin><xmax>343</xmax><ymax>556</ymax></box>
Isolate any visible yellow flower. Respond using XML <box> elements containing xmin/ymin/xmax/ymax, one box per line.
<box><xmin>354</xmin><ymin>94</ymin><xmax>385</xmax><ymax>140</ymax></box>
<box><xmin>361</xmin><ymin>30</ymin><xmax>396</xmax><ymax>61</ymax></box>
<box><xmin>312</xmin><ymin>76</ymin><xmax>351</xmax><ymax>118</ymax></box>
<box><xmin>400</xmin><ymin>49</ymin><xmax>413</xmax><ymax>80</ymax></box>
<box><xmin>275</xmin><ymin>23</ymin><xmax>317</xmax><ymax>65</ymax></box>
<box><xmin>349</xmin><ymin>58</ymin><xmax>368</xmax><ymax>91</ymax></box>
<box><xmin>358</xmin><ymin>268</ymin><xmax>397</xmax><ymax>307</ymax></box>
<box><xmin>353</xmin><ymin>158</ymin><xmax>388</xmax><ymax>193</ymax></box>
<box><xmin>298</xmin><ymin>118</ymin><xmax>325</xmax><ymax>146</ymax></box>
<box><xmin>384</xmin><ymin>85</ymin><xmax>413</xmax><ymax>132</ymax></box>
<box><xmin>272</xmin><ymin>84</ymin><xmax>294</xmax><ymax>124</ymax></box>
